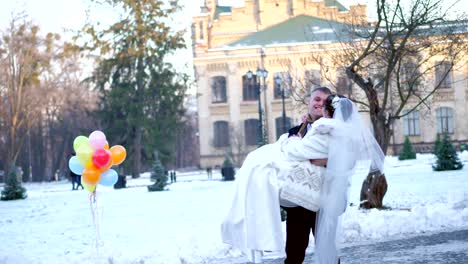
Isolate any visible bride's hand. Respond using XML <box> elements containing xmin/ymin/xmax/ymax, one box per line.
<box><xmin>310</xmin><ymin>159</ymin><xmax>327</xmax><ymax>167</ymax></box>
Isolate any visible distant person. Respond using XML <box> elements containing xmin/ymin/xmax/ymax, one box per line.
<box><xmin>206</xmin><ymin>167</ymin><xmax>213</xmax><ymax>179</ymax></box>
<box><xmin>70</xmin><ymin>170</ymin><xmax>83</xmax><ymax>190</ymax></box>
<box><xmin>172</xmin><ymin>171</ymin><xmax>177</xmax><ymax>182</ymax></box>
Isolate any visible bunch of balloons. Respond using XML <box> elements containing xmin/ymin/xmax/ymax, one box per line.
<box><xmin>68</xmin><ymin>130</ymin><xmax>126</xmax><ymax>192</ymax></box>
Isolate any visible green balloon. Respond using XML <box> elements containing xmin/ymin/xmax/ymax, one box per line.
<box><xmin>73</xmin><ymin>136</ymin><xmax>89</xmax><ymax>152</ymax></box>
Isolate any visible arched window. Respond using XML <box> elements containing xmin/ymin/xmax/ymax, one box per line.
<box><xmin>402</xmin><ymin>110</ymin><xmax>420</xmax><ymax>136</ymax></box>
<box><xmin>244</xmin><ymin>119</ymin><xmax>259</xmax><ymax>146</ymax></box>
<box><xmin>273</xmin><ymin>72</ymin><xmax>292</xmax><ymax>99</ymax></box>
<box><xmin>436</xmin><ymin>107</ymin><xmax>454</xmax><ymax>134</ymax></box>
<box><xmin>434</xmin><ymin>61</ymin><xmax>452</xmax><ymax>88</ymax></box>
<box><xmin>305</xmin><ymin>69</ymin><xmax>321</xmax><ymax>90</ymax></box>
<box><xmin>199</xmin><ymin>21</ymin><xmax>204</xmax><ymax>40</ymax></box>
<box><xmin>401</xmin><ymin>62</ymin><xmax>419</xmax><ymax>90</ymax></box>
<box><xmin>275</xmin><ymin>117</ymin><xmax>292</xmax><ymax>139</ymax></box>
<box><xmin>213</xmin><ymin>121</ymin><xmax>229</xmax><ymax>147</ymax></box>
<box><xmin>211</xmin><ymin>76</ymin><xmax>227</xmax><ymax>103</ymax></box>
<box><xmin>336</xmin><ymin>68</ymin><xmax>351</xmax><ymax>95</ymax></box>
<box><xmin>242</xmin><ymin>75</ymin><xmax>258</xmax><ymax>101</ymax></box>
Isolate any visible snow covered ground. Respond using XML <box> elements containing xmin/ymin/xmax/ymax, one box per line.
<box><xmin>1</xmin><ymin>152</ymin><xmax>467</xmax><ymax>264</ymax></box>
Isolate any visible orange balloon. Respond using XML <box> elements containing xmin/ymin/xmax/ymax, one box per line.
<box><xmin>82</xmin><ymin>167</ymin><xmax>101</xmax><ymax>185</ymax></box>
<box><xmin>110</xmin><ymin>145</ymin><xmax>126</xmax><ymax>165</ymax></box>
<box><xmin>104</xmin><ymin>141</ymin><xmax>110</xmax><ymax>150</ymax></box>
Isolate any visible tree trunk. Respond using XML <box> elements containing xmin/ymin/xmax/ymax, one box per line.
<box><xmin>31</xmin><ymin>116</ymin><xmax>46</xmax><ymax>182</ymax></box>
<box><xmin>345</xmin><ymin>67</ymin><xmax>390</xmax><ymax>209</ymax></box>
<box><xmin>132</xmin><ymin>126</ymin><xmax>142</xmax><ymax>178</ymax></box>
<box><xmin>360</xmin><ymin>171</ymin><xmax>388</xmax><ymax>208</ymax></box>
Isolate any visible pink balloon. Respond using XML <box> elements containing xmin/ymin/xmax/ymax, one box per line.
<box><xmin>89</xmin><ymin>130</ymin><xmax>107</xmax><ymax>150</ymax></box>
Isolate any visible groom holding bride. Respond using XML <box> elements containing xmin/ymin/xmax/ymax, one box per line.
<box><xmin>221</xmin><ymin>87</ymin><xmax>385</xmax><ymax>264</ymax></box>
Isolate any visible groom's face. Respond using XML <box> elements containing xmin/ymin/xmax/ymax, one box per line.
<box><xmin>308</xmin><ymin>91</ymin><xmax>329</xmax><ymax>118</ymax></box>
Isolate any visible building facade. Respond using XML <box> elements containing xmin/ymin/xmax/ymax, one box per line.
<box><xmin>192</xmin><ymin>0</ymin><xmax>468</xmax><ymax>168</ymax></box>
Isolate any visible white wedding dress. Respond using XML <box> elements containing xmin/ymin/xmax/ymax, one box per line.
<box><xmin>220</xmin><ymin>118</ymin><xmax>335</xmax><ymax>261</ymax></box>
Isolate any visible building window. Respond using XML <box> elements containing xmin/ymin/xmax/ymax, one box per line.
<box><xmin>273</xmin><ymin>72</ymin><xmax>291</xmax><ymax>99</ymax></box>
<box><xmin>244</xmin><ymin>119</ymin><xmax>259</xmax><ymax>146</ymax></box>
<box><xmin>275</xmin><ymin>117</ymin><xmax>292</xmax><ymax>139</ymax></box>
<box><xmin>305</xmin><ymin>69</ymin><xmax>321</xmax><ymax>89</ymax></box>
<box><xmin>242</xmin><ymin>75</ymin><xmax>258</xmax><ymax>101</ymax></box>
<box><xmin>434</xmin><ymin>61</ymin><xmax>452</xmax><ymax>88</ymax></box>
<box><xmin>213</xmin><ymin>121</ymin><xmax>229</xmax><ymax>147</ymax></box>
<box><xmin>402</xmin><ymin>110</ymin><xmax>420</xmax><ymax>136</ymax></box>
<box><xmin>336</xmin><ymin>69</ymin><xmax>351</xmax><ymax>95</ymax></box>
<box><xmin>211</xmin><ymin>76</ymin><xmax>227</xmax><ymax>103</ymax></box>
<box><xmin>199</xmin><ymin>21</ymin><xmax>204</xmax><ymax>40</ymax></box>
<box><xmin>401</xmin><ymin>62</ymin><xmax>419</xmax><ymax>90</ymax></box>
<box><xmin>436</xmin><ymin>107</ymin><xmax>454</xmax><ymax>134</ymax></box>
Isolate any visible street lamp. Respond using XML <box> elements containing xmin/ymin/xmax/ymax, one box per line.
<box><xmin>274</xmin><ymin>75</ymin><xmax>287</xmax><ymax>134</ymax></box>
<box><xmin>247</xmin><ymin>67</ymin><xmax>268</xmax><ymax>146</ymax></box>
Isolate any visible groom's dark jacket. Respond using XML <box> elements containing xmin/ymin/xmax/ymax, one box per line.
<box><xmin>288</xmin><ymin>123</ymin><xmax>307</xmax><ymax>137</ymax></box>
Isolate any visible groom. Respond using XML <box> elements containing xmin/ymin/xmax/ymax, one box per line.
<box><xmin>283</xmin><ymin>86</ymin><xmax>332</xmax><ymax>264</ymax></box>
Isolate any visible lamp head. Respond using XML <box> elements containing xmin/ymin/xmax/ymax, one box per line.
<box><xmin>247</xmin><ymin>70</ymin><xmax>253</xmax><ymax>79</ymax></box>
<box><xmin>275</xmin><ymin>75</ymin><xmax>281</xmax><ymax>85</ymax></box>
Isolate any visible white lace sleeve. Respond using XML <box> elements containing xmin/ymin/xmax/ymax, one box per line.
<box><xmin>281</xmin><ymin>131</ymin><xmax>329</xmax><ymax>162</ymax></box>
<box><xmin>310</xmin><ymin>118</ymin><xmax>335</xmax><ymax>135</ymax></box>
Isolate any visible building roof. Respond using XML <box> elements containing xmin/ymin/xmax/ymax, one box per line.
<box><xmin>325</xmin><ymin>0</ymin><xmax>348</xmax><ymax>12</ymax></box>
<box><xmin>224</xmin><ymin>15</ymin><xmax>353</xmax><ymax>48</ymax></box>
<box><xmin>214</xmin><ymin>5</ymin><xmax>232</xmax><ymax>20</ymax></box>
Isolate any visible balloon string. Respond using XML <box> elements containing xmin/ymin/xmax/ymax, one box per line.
<box><xmin>89</xmin><ymin>190</ymin><xmax>101</xmax><ymax>254</ymax></box>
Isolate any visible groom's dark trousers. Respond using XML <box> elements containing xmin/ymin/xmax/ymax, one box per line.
<box><xmin>283</xmin><ymin>124</ymin><xmax>340</xmax><ymax>264</ymax></box>
<box><xmin>283</xmin><ymin>124</ymin><xmax>317</xmax><ymax>264</ymax></box>
<box><xmin>283</xmin><ymin>206</ymin><xmax>316</xmax><ymax>264</ymax></box>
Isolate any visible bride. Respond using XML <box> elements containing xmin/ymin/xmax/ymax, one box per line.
<box><xmin>221</xmin><ymin>95</ymin><xmax>385</xmax><ymax>263</ymax></box>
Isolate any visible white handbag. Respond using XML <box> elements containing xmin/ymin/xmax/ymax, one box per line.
<box><xmin>278</xmin><ymin>161</ymin><xmax>324</xmax><ymax>212</ymax></box>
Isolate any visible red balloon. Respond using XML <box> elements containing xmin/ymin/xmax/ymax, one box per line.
<box><xmin>92</xmin><ymin>149</ymin><xmax>111</xmax><ymax>168</ymax></box>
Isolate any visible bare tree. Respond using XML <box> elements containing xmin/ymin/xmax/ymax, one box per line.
<box><xmin>0</xmin><ymin>14</ymin><xmax>96</xmax><ymax>182</ymax></box>
<box><xmin>0</xmin><ymin>15</ymin><xmax>47</xmax><ymax>177</ymax></box>
<box><xmin>307</xmin><ymin>0</ymin><xmax>467</xmax><ymax>208</ymax></box>
<box><xmin>175</xmin><ymin>108</ymin><xmax>200</xmax><ymax>169</ymax></box>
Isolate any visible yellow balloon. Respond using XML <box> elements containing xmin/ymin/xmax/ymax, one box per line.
<box><xmin>82</xmin><ymin>179</ymin><xmax>96</xmax><ymax>193</ymax></box>
<box><xmin>76</xmin><ymin>144</ymin><xmax>93</xmax><ymax>168</ymax></box>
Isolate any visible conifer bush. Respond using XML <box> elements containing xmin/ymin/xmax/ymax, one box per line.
<box><xmin>1</xmin><ymin>170</ymin><xmax>27</xmax><ymax>201</ymax></box>
<box><xmin>148</xmin><ymin>155</ymin><xmax>168</xmax><ymax>192</ymax></box>
<box><xmin>221</xmin><ymin>156</ymin><xmax>235</xmax><ymax>181</ymax></box>
<box><xmin>433</xmin><ymin>134</ymin><xmax>463</xmax><ymax>171</ymax></box>
<box><xmin>399</xmin><ymin>136</ymin><xmax>416</xmax><ymax>160</ymax></box>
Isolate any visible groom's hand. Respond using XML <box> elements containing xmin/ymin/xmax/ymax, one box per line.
<box><xmin>310</xmin><ymin>159</ymin><xmax>327</xmax><ymax>167</ymax></box>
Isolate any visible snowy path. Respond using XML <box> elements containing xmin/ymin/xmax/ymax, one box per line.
<box><xmin>228</xmin><ymin>228</ymin><xmax>468</xmax><ymax>264</ymax></box>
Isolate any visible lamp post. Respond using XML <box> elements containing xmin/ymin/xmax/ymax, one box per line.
<box><xmin>274</xmin><ymin>75</ymin><xmax>286</xmax><ymax>134</ymax></box>
<box><xmin>247</xmin><ymin>67</ymin><xmax>268</xmax><ymax>146</ymax></box>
